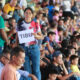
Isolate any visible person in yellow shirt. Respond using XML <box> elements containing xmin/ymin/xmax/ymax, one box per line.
<box><xmin>3</xmin><ymin>0</ymin><xmax>17</xmax><ymax>19</ymax></box>
<box><xmin>70</xmin><ymin>55</ymin><xmax>80</xmax><ymax>77</ymax></box>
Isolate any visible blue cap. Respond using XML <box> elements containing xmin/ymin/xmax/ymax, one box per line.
<box><xmin>52</xmin><ymin>51</ymin><xmax>62</xmax><ymax>58</ymax></box>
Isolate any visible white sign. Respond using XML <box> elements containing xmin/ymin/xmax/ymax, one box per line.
<box><xmin>18</xmin><ymin>29</ymin><xmax>35</xmax><ymax>44</ymax></box>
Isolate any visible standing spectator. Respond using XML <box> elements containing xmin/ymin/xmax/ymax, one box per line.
<box><xmin>0</xmin><ymin>8</ymin><xmax>9</xmax><ymax>54</ymax></box>
<box><xmin>3</xmin><ymin>0</ymin><xmax>17</xmax><ymax>19</ymax></box>
<box><xmin>62</xmin><ymin>0</ymin><xmax>74</xmax><ymax>19</ymax></box>
<box><xmin>16</xmin><ymin>7</ymin><xmax>43</xmax><ymax>80</ymax></box>
<box><xmin>18</xmin><ymin>0</ymin><xmax>27</xmax><ymax>18</ymax></box>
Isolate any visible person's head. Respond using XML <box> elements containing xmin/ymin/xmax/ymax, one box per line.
<box><xmin>47</xmin><ymin>31</ymin><xmax>56</xmax><ymax>41</ymax></box>
<box><xmin>70</xmin><ymin>55</ymin><xmax>79</xmax><ymax>65</ymax></box>
<box><xmin>58</xmin><ymin>27</ymin><xmax>63</xmax><ymax>36</ymax></box>
<box><xmin>10</xmin><ymin>0</ymin><xmax>17</xmax><ymax>7</ymax></box>
<box><xmin>61</xmin><ymin>39</ymin><xmax>69</xmax><ymax>48</ymax></box>
<box><xmin>52</xmin><ymin>51</ymin><xmax>63</xmax><ymax>65</ymax></box>
<box><xmin>48</xmin><ymin>69</ymin><xmax>58</xmax><ymax>80</ymax></box>
<box><xmin>64</xmin><ymin>49</ymin><xmax>71</xmax><ymax>59</ymax></box>
<box><xmin>24</xmin><ymin>7</ymin><xmax>33</xmax><ymax>22</ymax></box>
<box><xmin>58</xmin><ymin>19</ymin><xmax>64</xmax><ymax>26</ymax></box>
<box><xmin>68</xmin><ymin>46</ymin><xmax>76</xmax><ymax>55</ymax></box>
<box><xmin>71</xmin><ymin>40</ymin><xmax>78</xmax><ymax>50</ymax></box>
<box><xmin>50</xmin><ymin>21</ymin><xmax>58</xmax><ymax>29</ymax></box>
<box><xmin>43</xmin><ymin>0</ymin><xmax>49</xmax><ymax>5</ymax></box>
<box><xmin>0</xmin><ymin>49</ymin><xmax>10</xmax><ymax>65</ymax></box>
<box><xmin>42</xmin><ymin>23</ymin><xmax>48</xmax><ymax>31</ymax></box>
<box><xmin>76</xmin><ymin>34</ymin><xmax>80</xmax><ymax>46</ymax></box>
<box><xmin>8</xmin><ymin>17</ymin><xmax>16</xmax><ymax>28</ymax></box>
<box><xmin>54</xmin><ymin>10</ymin><xmax>59</xmax><ymax>16</ymax></box>
<box><xmin>63</xmin><ymin>18</ymin><xmax>69</xmax><ymax>25</ymax></box>
<box><xmin>10</xmin><ymin>46</ymin><xmax>25</xmax><ymax>68</ymax></box>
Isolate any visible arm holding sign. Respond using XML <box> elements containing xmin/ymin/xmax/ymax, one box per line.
<box><xmin>33</xmin><ymin>32</ymin><xmax>43</xmax><ymax>40</ymax></box>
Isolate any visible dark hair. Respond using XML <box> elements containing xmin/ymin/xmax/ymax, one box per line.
<box><xmin>49</xmin><ymin>69</ymin><xmax>58</xmax><ymax>75</ymax></box>
<box><xmin>50</xmin><ymin>21</ymin><xmax>58</xmax><ymax>28</ymax></box>
<box><xmin>10</xmin><ymin>46</ymin><xmax>25</xmax><ymax>59</ymax></box>
<box><xmin>47</xmin><ymin>31</ymin><xmax>56</xmax><ymax>36</ymax></box>
<box><xmin>24</xmin><ymin>7</ymin><xmax>33</xmax><ymax>14</ymax></box>
<box><xmin>70</xmin><ymin>55</ymin><xmax>78</xmax><ymax>62</ymax></box>
<box><xmin>0</xmin><ymin>49</ymin><xmax>10</xmax><ymax>58</ymax></box>
<box><xmin>58</xmin><ymin>27</ymin><xmax>63</xmax><ymax>32</ymax></box>
<box><xmin>73</xmin><ymin>31</ymin><xmax>79</xmax><ymax>36</ymax></box>
<box><xmin>49</xmin><ymin>65</ymin><xmax>58</xmax><ymax>75</ymax></box>
<box><xmin>54</xmin><ymin>10</ymin><xmax>59</xmax><ymax>15</ymax></box>
<box><xmin>64</xmin><ymin>49</ymin><xmax>71</xmax><ymax>58</ymax></box>
<box><xmin>61</xmin><ymin>39</ymin><xmax>69</xmax><ymax>48</ymax></box>
<box><xmin>8</xmin><ymin>17</ymin><xmax>15</xmax><ymax>26</ymax></box>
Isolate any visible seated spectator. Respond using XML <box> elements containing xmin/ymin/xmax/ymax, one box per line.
<box><xmin>0</xmin><ymin>49</ymin><xmax>10</xmax><ymax>80</ymax></box>
<box><xmin>1</xmin><ymin>46</ymin><xmax>37</xmax><ymax>80</ymax></box>
<box><xmin>42</xmin><ymin>31</ymin><xmax>56</xmax><ymax>54</ymax></box>
<box><xmin>53</xmin><ymin>10</ymin><xmax>59</xmax><ymax>22</ymax></box>
<box><xmin>64</xmin><ymin>49</ymin><xmax>72</xmax><ymax>72</ymax></box>
<box><xmin>48</xmin><ymin>51</ymin><xmax>76</xmax><ymax>80</ymax></box>
<box><xmin>47</xmin><ymin>68</ymin><xmax>58</xmax><ymax>80</ymax></box>
<box><xmin>70</xmin><ymin>55</ymin><xmax>80</xmax><ymax>75</ymax></box>
<box><xmin>48</xmin><ymin>21</ymin><xmax>59</xmax><ymax>43</ymax></box>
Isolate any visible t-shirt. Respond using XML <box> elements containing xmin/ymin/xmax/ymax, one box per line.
<box><xmin>48</xmin><ymin>64</ymin><xmax>63</xmax><ymax>75</ymax></box>
<box><xmin>1</xmin><ymin>64</ymin><xmax>17</xmax><ymax>80</ymax></box>
<box><xmin>19</xmin><ymin>0</ymin><xmax>27</xmax><ymax>8</ymax></box>
<box><xmin>70</xmin><ymin>64</ymin><xmax>80</xmax><ymax>73</ymax></box>
<box><xmin>17</xmin><ymin>20</ymin><xmax>41</xmax><ymax>46</ymax></box>
<box><xmin>47</xmin><ymin>5</ymin><xmax>55</xmax><ymax>21</ymax></box>
<box><xmin>0</xmin><ymin>16</ymin><xmax>5</xmax><ymax>47</ymax></box>
<box><xmin>3</xmin><ymin>3</ymin><xmax>15</xmax><ymax>17</ymax></box>
<box><xmin>62</xmin><ymin>0</ymin><xmax>71</xmax><ymax>11</ymax></box>
<box><xmin>42</xmin><ymin>36</ymin><xmax>53</xmax><ymax>50</ymax></box>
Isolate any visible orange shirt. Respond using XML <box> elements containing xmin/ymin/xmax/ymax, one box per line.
<box><xmin>1</xmin><ymin>64</ymin><xmax>17</xmax><ymax>80</ymax></box>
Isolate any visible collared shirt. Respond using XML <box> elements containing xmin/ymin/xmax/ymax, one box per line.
<box><xmin>0</xmin><ymin>62</ymin><xmax>4</xmax><ymax>80</ymax></box>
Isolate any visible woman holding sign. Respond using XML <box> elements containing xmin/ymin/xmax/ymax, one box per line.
<box><xmin>16</xmin><ymin>7</ymin><xmax>43</xmax><ymax>80</ymax></box>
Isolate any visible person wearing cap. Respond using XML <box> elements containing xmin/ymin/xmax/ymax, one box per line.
<box><xmin>48</xmin><ymin>51</ymin><xmax>77</xmax><ymax>80</ymax></box>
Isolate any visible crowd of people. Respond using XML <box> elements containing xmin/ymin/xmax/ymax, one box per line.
<box><xmin>0</xmin><ymin>0</ymin><xmax>80</xmax><ymax>80</ymax></box>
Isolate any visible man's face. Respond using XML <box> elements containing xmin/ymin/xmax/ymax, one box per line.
<box><xmin>14</xmin><ymin>52</ymin><xmax>25</xmax><ymax>68</ymax></box>
<box><xmin>1</xmin><ymin>53</ymin><xmax>10</xmax><ymax>65</ymax></box>
<box><xmin>56</xmin><ymin>54</ymin><xmax>63</xmax><ymax>65</ymax></box>
<box><xmin>49</xmin><ymin>34</ymin><xmax>55</xmax><ymax>41</ymax></box>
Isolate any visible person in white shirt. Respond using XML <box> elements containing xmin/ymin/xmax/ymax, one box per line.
<box><xmin>18</xmin><ymin>0</ymin><xmax>27</xmax><ymax>18</ymax></box>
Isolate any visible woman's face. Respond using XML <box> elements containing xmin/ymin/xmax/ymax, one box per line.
<box><xmin>24</xmin><ymin>9</ymin><xmax>33</xmax><ymax>20</ymax></box>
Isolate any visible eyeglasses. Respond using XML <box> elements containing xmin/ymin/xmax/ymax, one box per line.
<box><xmin>3</xmin><ymin>56</ymin><xmax>10</xmax><ymax>61</ymax></box>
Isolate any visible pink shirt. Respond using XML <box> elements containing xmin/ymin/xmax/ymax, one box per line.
<box><xmin>1</xmin><ymin>64</ymin><xmax>17</xmax><ymax>80</ymax></box>
<box><xmin>53</xmin><ymin>16</ymin><xmax>59</xmax><ymax>21</ymax></box>
<box><xmin>54</xmin><ymin>30</ymin><xmax>59</xmax><ymax>43</ymax></box>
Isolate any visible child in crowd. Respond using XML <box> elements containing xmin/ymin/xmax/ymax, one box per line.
<box><xmin>47</xmin><ymin>69</ymin><xmax>58</xmax><ymax>80</ymax></box>
<box><xmin>70</xmin><ymin>55</ymin><xmax>80</xmax><ymax>77</ymax></box>
<box><xmin>53</xmin><ymin>10</ymin><xmax>59</xmax><ymax>22</ymax></box>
